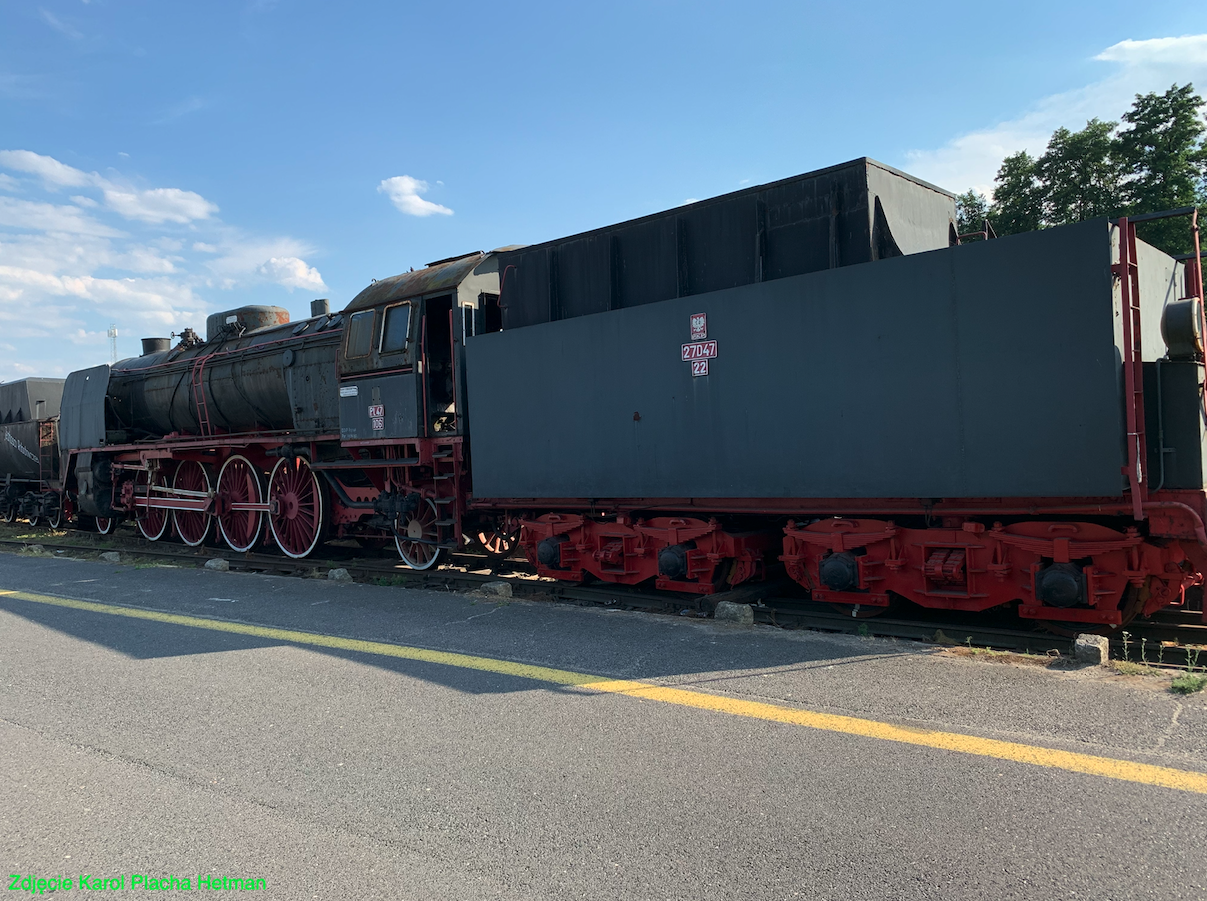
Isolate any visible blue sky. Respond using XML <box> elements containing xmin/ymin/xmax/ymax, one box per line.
<box><xmin>2</xmin><ymin>0</ymin><xmax>1206</xmax><ymax>377</ymax></box>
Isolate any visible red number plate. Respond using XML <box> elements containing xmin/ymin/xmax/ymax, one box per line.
<box><xmin>681</xmin><ymin>340</ymin><xmax>718</xmax><ymax>361</ymax></box>
<box><xmin>367</xmin><ymin>404</ymin><xmax>384</xmax><ymax>418</ymax></box>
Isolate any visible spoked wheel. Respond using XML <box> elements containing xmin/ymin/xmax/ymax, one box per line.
<box><xmin>1</xmin><ymin>503</ymin><xmax>14</xmax><ymax>524</ymax></box>
<box><xmin>474</xmin><ymin>520</ymin><xmax>519</xmax><ymax>561</ymax></box>
<box><xmin>46</xmin><ymin>494</ymin><xmax>64</xmax><ymax>530</ymax></box>
<box><xmin>395</xmin><ymin>498</ymin><xmax>445</xmax><ymax>571</ymax></box>
<box><xmin>217</xmin><ymin>455</ymin><xmax>264</xmax><ymax>553</ymax></box>
<box><xmin>135</xmin><ymin>470</ymin><xmax>170</xmax><ymax>541</ymax></box>
<box><xmin>95</xmin><ymin>515</ymin><xmax>117</xmax><ymax>536</ymax></box>
<box><xmin>268</xmin><ymin>457</ymin><xmax>324</xmax><ymax>558</ymax></box>
<box><xmin>28</xmin><ymin>513</ymin><xmax>40</xmax><ymax>528</ymax></box>
<box><xmin>172</xmin><ymin>460</ymin><xmax>213</xmax><ymax>547</ymax></box>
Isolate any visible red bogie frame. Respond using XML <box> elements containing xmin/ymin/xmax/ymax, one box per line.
<box><xmin>781</xmin><ymin>516</ymin><xmax>1196</xmax><ymax>625</ymax></box>
<box><xmin>520</xmin><ymin>513</ymin><xmax>776</xmax><ymax>595</ymax></box>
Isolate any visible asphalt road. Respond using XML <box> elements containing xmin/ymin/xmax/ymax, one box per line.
<box><xmin>1</xmin><ymin>551</ymin><xmax>1205</xmax><ymax>900</ymax></box>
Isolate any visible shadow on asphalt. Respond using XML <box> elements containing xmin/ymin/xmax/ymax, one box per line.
<box><xmin>0</xmin><ymin>548</ymin><xmax>917</xmax><ymax>696</ymax></box>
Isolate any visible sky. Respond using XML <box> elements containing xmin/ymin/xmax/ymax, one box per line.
<box><xmin>1</xmin><ymin>0</ymin><xmax>1206</xmax><ymax>379</ymax></box>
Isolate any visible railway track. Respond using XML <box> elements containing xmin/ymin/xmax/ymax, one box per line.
<box><xmin>2</xmin><ymin>523</ymin><xmax>1204</xmax><ymax>670</ymax></box>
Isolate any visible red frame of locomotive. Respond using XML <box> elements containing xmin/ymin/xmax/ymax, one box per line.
<box><xmin>47</xmin><ymin>214</ymin><xmax>1207</xmax><ymax>625</ymax></box>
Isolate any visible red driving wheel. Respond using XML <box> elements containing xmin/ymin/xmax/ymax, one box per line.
<box><xmin>268</xmin><ymin>457</ymin><xmax>324</xmax><ymax>558</ymax></box>
<box><xmin>172</xmin><ymin>459</ymin><xmax>212</xmax><ymax>546</ymax></box>
<box><xmin>217</xmin><ymin>455</ymin><xmax>264</xmax><ymax>552</ymax></box>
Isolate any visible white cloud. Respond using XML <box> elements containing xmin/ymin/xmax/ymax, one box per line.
<box><xmin>40</xmin><ymin>9</ymin><xmax>84</xmax><ymax>40</ymax></box>
<box><xmin>0</xmin><ymin>150</ymin><xmax>327</xmax><ymax>373</ymax></box>
<box><xmin>0</xmin><ymin>149</ymin><xmax>218</xmax><ymax>224</ymax></box>
<box><xmin>1095</xmin><ymin>34</ymin><xmax>1207</xmax><ymax>65</ymax></box>
<box><xmin>0</xmin><ymin>149</ymin><xmax>94</xmax><ymax>188</ymax></box>
<box><xmin>113</xmin><ymin>246</ymin><xmax>179</xmax><ymax>274</ymax></box>
<box><xmin>257</xmin><ymin>256</ymin><xmax>328</xmax><ymax>292</ymax></box>
<box><xmin>903</xmin><ymin>33</ymin><xmax>1207</xmax><ymax>197</ymax></box>
<box><xmin>102</xmin><ymin>186</ymin><xmax>218</xmax><ymax>224</ymax></box>
<box><xmin>378</xmin><ymin>175</ymin><xmax>453</xmax><ymax>217</ymax></box>
<box><xmin>0</xmin><ymin>196</ymin><xmax>126</xmax><ymax>236</ymax></box>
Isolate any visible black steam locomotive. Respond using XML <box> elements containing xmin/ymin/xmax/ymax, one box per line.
<box><xmin>3</xmin><ymin>157</ymin><xmax>1204</xmax><ymax>628</ymax></box>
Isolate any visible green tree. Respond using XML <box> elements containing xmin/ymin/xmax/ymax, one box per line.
<box><xmin>1116</xmin><ymin>83</ymin><xmax>1207</xmax><ymax>254</ymax></box>
<box><xmin>989</xmin><ymin>151</ymin><xmax>1043</xmax><ymax>235</ymax></box>
<box><xmin>955</xmin><ymin>189</ymin><xmax>990</xmax><ymax>237</ymax></box>
<box><xmin>1037</xmin><ymin>118</ymin><xmax>1124</xmax><ymax>225</ymax></box>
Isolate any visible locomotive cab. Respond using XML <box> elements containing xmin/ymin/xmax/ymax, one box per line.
<box><xmin>337</xmin><ymin>252</ymin><xmax>501</xmax><ymax>442</ymax></box>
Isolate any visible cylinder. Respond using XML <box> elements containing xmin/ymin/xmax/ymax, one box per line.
<box><xmin>311</xmin><ymin>298</ymin><xmax>331</xmax><ymax>317</ymax></box>
<box><xmin>141</xmin><ymin>337</ymin><xmax>172</xmax><ymax>356</ymax></box>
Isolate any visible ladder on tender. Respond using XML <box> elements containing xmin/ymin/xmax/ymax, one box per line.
<box><xmin>1115</xmin><ymin>217</ymin><xmax>1148</xmax><ymax>521</ymax></box>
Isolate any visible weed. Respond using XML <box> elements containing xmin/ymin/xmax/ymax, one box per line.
<box><xmin>1187</xmin><ymin>646</ymin><xmax>1203</xmax><ymax>673</ymax></box>
<box><xmin>1170</xmin><ymin>673</ymin><xmax>1207</xmax><ymax>694</ymax></box>
<box><xmin>1121</xmin><ymin>631</ymin><xmax>1132</xmax><ymax>662</ymax></box>
<box><xmin>1140</xmin><ymin>638</ymin><xmax>1149</xmax><ymax>666</ymax></box>
<box><xmin>857</xmin><ymin>623</ymin><xmax>869</xmax><ymax>637</ymax></box>
<box><xmin>1111</xmin><ymin>660</ymin><xmax>1153</xmax><ymax>676</ymax></box>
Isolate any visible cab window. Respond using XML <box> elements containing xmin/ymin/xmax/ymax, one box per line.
<box><xmin>380</xmin><ymin>303</ymin><xmax>411</xmax><ymax>354</ymax></box>
<box><xmin>345</xmin><ymin>310</ymin><xmax>375</xmax><ymax>358</ymax></box>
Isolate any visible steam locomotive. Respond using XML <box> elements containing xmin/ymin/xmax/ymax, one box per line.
<box><xmin>3</xmin><ymin>157</ymin><xmax>1204</xmax><ymax>627</ymax></box>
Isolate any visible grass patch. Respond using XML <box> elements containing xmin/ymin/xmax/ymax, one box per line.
<box><xmin>945</xmin><ymin>645</ymin><xmax>1060</xmax><ymax>667</ymax></box>
<box><xmin>1171</xmin><ymin>673</ymin><xmax>1207</xmax><ymax>694</ymax></box>
<box><xmin>374</xmin><ymin>575</ymin><xmax>414</xmax><ymax>587</ymax></box>
<box><xmin>1110</xmin><ymin>660</ymin><xmax>1159</xmax><ymax>676</ymax></box>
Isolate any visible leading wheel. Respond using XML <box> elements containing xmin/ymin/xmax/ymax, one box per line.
<box><xmin>136</xmin><ymin>470</ymin><xmax>170</xmax><ymax>541</ymax></box>
<box><xmin>217</xmin><ymin>455</ymin><xmax>264</xmax><ymax>553</ymax></box>
<box><xmin>1</xmin><ymin>503</ymin><xmax>14</xmax><ymax>524</ymax></box>
<box><xmin>46</xmin><ymin>494</ymin><xmax>63</xmax><ymax>530</ymax></box>
<box><xmin>28</xmin><ymin>513</ymin><xmax>40</xmax><ymax>528</ymax></box>
<box><xmin>172</xmin><ymin>460</ymin><xmax>213</xmax><ymax>547</ymax></box>
<box><xmin>268</xmin><ymin>457</ymin><xmax>324</xmax><ymax>558</ymax></box>
<box><xmin>95</xmin><ymin>515</ymin><xmax>117</xmax><ymax>536</ymax></box>
<box><xmin>396</xmin><ymin>498</ymin><xmax>445</xmax><ymax>571</ymax></box>
<box><xmin>474</xmin><ymin>520</ymin><xmax>519</xmax><ymax>561</ymax></box>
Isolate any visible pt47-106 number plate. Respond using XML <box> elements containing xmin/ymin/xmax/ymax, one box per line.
<box><xmin>681</xmin><ymin>340</ymin><xmax>718</xmax><ymax>361</ymax></box>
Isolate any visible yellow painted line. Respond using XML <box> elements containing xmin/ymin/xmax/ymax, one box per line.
<box><xmin>3</xmin><ymin>587</ymin><xmax>1206</xmax><ymax>795</ymax></box>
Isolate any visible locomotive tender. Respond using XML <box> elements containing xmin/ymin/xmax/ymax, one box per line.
<box><xmin>4</xmin><ymin>157</ymin><xmax>1205</xmax><ymax>628</ymax></box>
